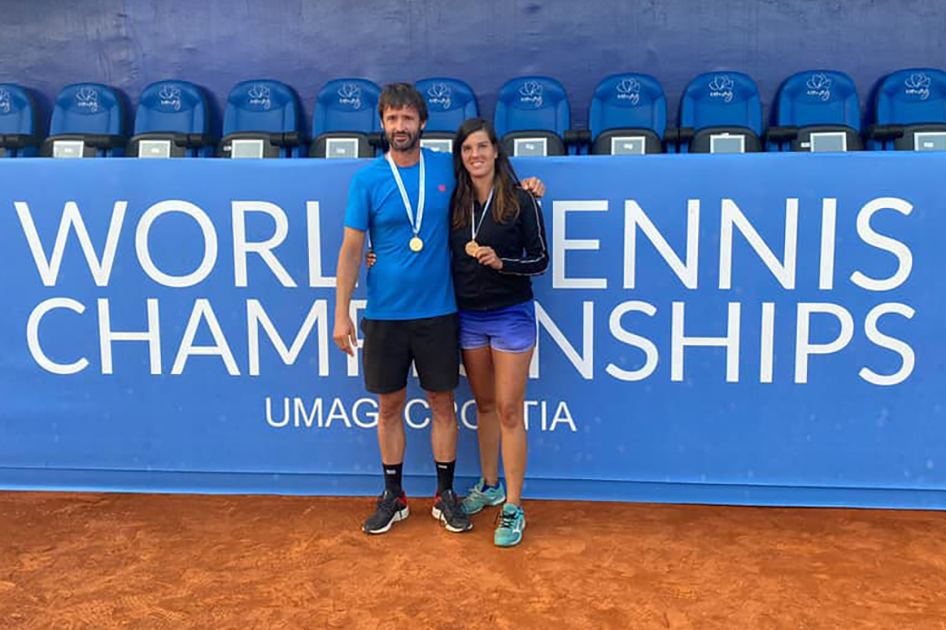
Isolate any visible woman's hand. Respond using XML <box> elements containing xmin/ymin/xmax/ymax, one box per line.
<box><xmin>520</xmin><ymin>177</ymin><xmax>546</xmax><ymax>198</ymax></box>
<box><xmin>365</xmin><ymin>250</ymin><xmax>376</xmax><ymax>267</ymax></box>
<box><xmin>475</xmin><ymin>246</ymin><xmax>503</xmax><ymax>270</ymax></box>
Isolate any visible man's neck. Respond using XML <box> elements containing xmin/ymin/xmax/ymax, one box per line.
<box><xmin>472</xmin><ymin>174</ymin><xmax>493</xmax><ymax>204</ymax></box>
<box><xmin>388</xmin><ymin>146</ymin><xmax>421</xmax><ymax>167</ymax></box>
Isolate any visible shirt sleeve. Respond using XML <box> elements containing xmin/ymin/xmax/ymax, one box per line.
<box><xmin>343</xmin><ymin>171</ymin><xmax>370</xmax><ymax>232</ymax></box>
<box><xmin>500</xmin><ymin>190</ymin><xmax>549</xmax><ymax>276</ymax></box>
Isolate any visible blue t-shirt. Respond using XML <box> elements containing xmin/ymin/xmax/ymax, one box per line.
<box><xmin>344</xmin><ymin>148</ymin><xmax>457</xmax><ymax>320</ymax></box>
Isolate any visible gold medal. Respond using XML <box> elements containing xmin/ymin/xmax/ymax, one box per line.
<box><xmin>409</xmin><ymin>236</ymin><xmax>424</xmax><ymax>252</ymax></box>
<box><xmin>465</xmin><ymin>240</ymin><xmax>479</xmax><ymax>257</ymax></box>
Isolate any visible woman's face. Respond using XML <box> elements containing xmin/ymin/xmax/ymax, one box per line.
<box><xmin>461</xmin><ymin>129</ymin><xmax>497</xmax><ymax>181</ymax></box>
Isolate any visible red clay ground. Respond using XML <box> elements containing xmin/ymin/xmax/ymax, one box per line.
<box><xmin>0</xmin><ymin>492</ymin><xmax>944</xmax><ymax>629</ymax></box>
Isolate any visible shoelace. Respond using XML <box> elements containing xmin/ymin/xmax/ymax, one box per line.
<box><xmin>496</xmin><ymin>508</ymin><xmax>519</xmax><ymax>529</ymax></box>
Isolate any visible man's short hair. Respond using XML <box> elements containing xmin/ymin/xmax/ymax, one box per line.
<box><xmin>378</xmin><ymin>82</ymin><xmax>428</xmax><ymax>122</ymax></box>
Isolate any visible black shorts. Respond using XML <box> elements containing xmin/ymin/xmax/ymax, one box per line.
<box><xmin>360</xmin><ymin>314</ymin><xmax>460</xmax><ymax>394</ymax></box>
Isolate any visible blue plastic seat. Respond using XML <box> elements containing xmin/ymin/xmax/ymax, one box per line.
<box><xmin>415</xmin><ymin>77</ymin><xmax>478</xmax><ymax>154</ymax></box>
<box><xmin>0</xmin><ymin>84</ymin><xmax>41</xmax><ymax>158</ymax></box>
<box><xmin>768</xmin><ymin>71</ymin><xmax>861</xmax><ymax>152</ymax></box>
<box><xmin>494</xmin><ymin>76</ymin><xmax>570</xmax><ymax>156</ymax></box>
<box><xmin>588</xmin><ymin>73</ymin><xmax>666</xmax><ymax>155</ymax></box>
<box><xmin>41</xmin><ymin>83</ymin><xmax>127</xmax><ymax>158</ymax></box>
<box><xmin>868</xmin><ymin>69</ymin><xmax>946</xmax><ymax>151</ymax></box>
<box><xmin>670</xmin><ymin>72</ymin><xmax>762</xmax><ymax>153</ymax></box>
<box><xmin>127</xmin><ymin>80</ymin><xmax>213</xmax><ymax>158</ymax></box>
<box><xmin>219</xmin><ymin>80</ymin><xmax>305</xmax><ymax>158</ymax></box>
<box><xmin>310</xmin><ymin>79</ymin><xmax>381</xmax><ymax>159</ymax></box>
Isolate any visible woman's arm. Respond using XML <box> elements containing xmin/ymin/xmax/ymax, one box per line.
<box><xmin>499</xmin><ymin>192</ymin><xmax>549</xmax><ymax>276</ymax></box>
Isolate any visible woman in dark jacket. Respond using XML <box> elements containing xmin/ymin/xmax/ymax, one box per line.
<box><xmin>449</xmin><ymin>117</ymin><xmax>548</xmax><ymax>547</ymax></box>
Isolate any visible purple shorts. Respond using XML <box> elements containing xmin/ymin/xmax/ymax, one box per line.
<box><xmin>458</xmin><ymin>301</ymin><xmax>536</xmax><ymax>353</ymax></box>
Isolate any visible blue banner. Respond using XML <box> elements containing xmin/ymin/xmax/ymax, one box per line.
<box><xmin>1</xmin><ymin>154</ymin><xmax>944</xmax><ymax>508</ymax></box>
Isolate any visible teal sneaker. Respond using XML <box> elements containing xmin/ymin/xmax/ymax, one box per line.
<box><xmin>494</xmin><ymin>503</ymin><xmax>526</xmax><ymax>547</ymax></box>
<box><xmin>461</xmin><ymin>478</ymin><xmax>505</xmax><ymax>515</ymax></box>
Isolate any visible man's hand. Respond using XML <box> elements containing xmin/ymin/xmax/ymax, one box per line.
<box><xmin>333</xmin><ymin>315</ymin><xmax>357</xmax><ymax>356</ymax></box>
<box><xmin>520</xmin><ymin>177</ymin><xmax>546</xmax><ymax>198</ymax></box>
<box><xmin>366</xmin><ymin>250</ymin><xmax>377</xmax><ymax>267</ymax></box>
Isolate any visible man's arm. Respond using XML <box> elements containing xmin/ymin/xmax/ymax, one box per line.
<box><xmin>333</xmin><ymin>227</ymin><xmax>366</xmax><ymax>355</ymax></box>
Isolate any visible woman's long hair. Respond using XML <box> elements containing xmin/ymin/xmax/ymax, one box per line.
<box><xmin>450</xmin><ymin>117</ymin><xmax>521</xmax><ymax>231</ymax></box>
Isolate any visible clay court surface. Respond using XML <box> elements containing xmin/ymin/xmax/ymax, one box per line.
<box><xmin>0</xmin><ymin>492</ymin><xmax>943</xmax><ymax>629</ymax></box>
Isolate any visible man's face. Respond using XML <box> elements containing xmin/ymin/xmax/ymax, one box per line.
<box><xmin>381</xmin><ymin>106</ymin><xmax>425</xmax><ymax>152</ymax></box>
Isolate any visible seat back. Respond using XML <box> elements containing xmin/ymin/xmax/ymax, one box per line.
<box><xmin>46</xmin><ymin>83</ymin><xmax>126</xmax><ymax>157</ymax></box>
<box><xmin>771</xmin><ymin>71</ymin><xmax>860</xmax><ymax>152</ymax></box>
<box><xmin>678</xmin><ymin>72</ymin><xmax>762</xmax><ymax>153</ymax></box>
<box><xmin>416</xmin><ymin>77</ymin><xmax>478</xmax><ymax>153</ymax></box>
<box><xmin>0</xmin><ymin>83</ymin><xmax>41</xmax><ymax>157</ymax></box>
<box><xmin>494</xmin><ymin>76</ymin><xmax>569</xmax><ymax>156</ymax></box>
<box><xmin>589</xmin><ymin>73</ymin><xmax>666</xmax><ymax>155</ymax></box>
<box><xmin>310</xmin><ymin>79</ymin><xmax>381</xmax><ymax>158</ymax></box>
<box><xmin>131</xmin><ymin>80</ymin><xmax>212</xmax><ymax>157</ymax></box>
<box><xmin>221</xmin><ymin>80</ymin><xmax>304</xmax><ymax>158</ymax></box>
<box><xmin>871</xmin><ymin>69</ymin><xmax>946</xmax><ymax>150</ymax></box>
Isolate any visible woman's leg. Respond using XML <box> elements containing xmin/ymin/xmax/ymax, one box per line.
<box><xmin>462</xmin><ymin>347</ymin><xmax>500</xmax><ymax>485</ymax></box>
<box><xmin>492</xmin><ymin>347</ymin><xmax>533</xmax><ymax>506</ymax></box>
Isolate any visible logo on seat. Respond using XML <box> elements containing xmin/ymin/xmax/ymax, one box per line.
<box><xmin>0</xmin><ymin>89</ymin><xmax>10</xmax><ymax>114</ymax></box>
<box><xmin>708</xmin><ymin>75</ymin><xmax>734</xmax><ymax>103</ymax></box>
<box><xmin>616</xmin><ymin>78</ymin><xmax>641</xmax><ymax>105</ymax></box>
<box><xmin>805</xmin><ymin>73</ymin><xmax>832</xmax><ymax>102</ymax></box>
<box><xmin>247</xmin><ymin>85</ymin><xmax>272</xmax><ymax>110</ymax></box>
<box><xmin>337</xmin><ymin>83</ymin><xmax>363</xmax><ymax>109</ymax></box>
<box><xmin>76</xmin><ymin>87</ymin><xmax>100</xmax><ymax>113</ymax></box>
<box><xmin>158</xmin><ymin>85</ymin><xmax>182</xmax><ymax>111</ymax></box>
<box><xmin>427</xmin><ymin>83</ymin><xmax>453</xmax><ymax>110</ymax></box>
<box><xmin>905</xmin><ymin>73</ymin><xmax>931</xmax><ymax>101</ymax></box>
<box><xmin>519</xmin><ymin>81</ymin><xmax>544</xmax><ymax>108</ymax></box>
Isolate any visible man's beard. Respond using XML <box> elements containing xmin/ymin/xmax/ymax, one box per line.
<box><xmin>386</xmin><ymin>128</ymin><xmax>421</xmax><ymax>152</ymax></box>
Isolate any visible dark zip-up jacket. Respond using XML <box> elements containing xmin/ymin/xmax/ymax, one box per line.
<box><xmin>449</xmin><ymin>187</ymin><xmax>549</xmax><ymax>311</ymax></box>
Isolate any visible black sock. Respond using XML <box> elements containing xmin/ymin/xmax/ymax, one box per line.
<box><xmin>435</xmin><ymin>460</ymin><xmax>456</xmax><ymax>495</ymax></box>
<box><xmin>383</xmin><ymin>462</ymin><xmax>403</xmax><ymax>495</ymax></box>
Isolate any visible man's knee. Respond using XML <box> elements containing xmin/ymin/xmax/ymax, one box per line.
<box><xmin>426</xmin><ymin>390</ymin><xmax>456</xmax><ymax>424</ymax></box>
<box><xmin>378</xmin><ymin>391</ymin><xmax>406</xmax><ymax>426</ymax></box>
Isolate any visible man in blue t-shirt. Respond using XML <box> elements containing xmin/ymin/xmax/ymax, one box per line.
<box><xmin>334</xmin><ymin>83</ymin><xmax>471</xmax><ymax>535</ymax></box>
<box><xmin>334</xmin><ymin>83</ymin><xmax>542</xmax><ymax>536</ymax></box>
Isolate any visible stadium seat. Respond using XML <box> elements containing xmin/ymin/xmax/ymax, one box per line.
<box><xmin>127</xmin><ymin>80</ymin><xmax>214</xmax><ymax>158</ymax></box>
<box><xmin>41</xmin><ymin>83</ymin><xmax>127</xmax><ymax>158</ymax></box>
<box><xmin>219</xmin><ymin>80</ymin><xmax>305</xmax><ymax>158</ymax></box>
<box><xmin>668</xmin><ymin>72</ymin><xmax>762</xmax><ymax>154</ymax></box>
<box><xmin>584</xmin><ymin>73</ymin><xmax>667</xmax><ymax>155</ymax></box>
<box><xmin>867</xmin><ymin>69</ymin><xmax>946</xmax><ymax>151</ymax></box>
<box><xmin>0</xmin><ymin>84</ymin><xmax>41</xmax><ymax>158</ymax></box>
<box><xmin>310</xmin><ymin>79</ymin><xmax>381</xmax><ymax>158</ymax></box>
<box><xmin>767</xmin><ymin>71</ymin><xmax>862</xmax><ymax>152</ymax></box>
<box><xmin>415</xmin><ymin>77</ymin><xmax>478</xmax><ymax>154</ymax></box>
<box><xmin>494</xmin><ymin>76</ymin><xmax>570</xmax><ymax>156</ymax></box>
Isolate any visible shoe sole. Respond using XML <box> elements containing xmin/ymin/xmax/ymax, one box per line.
<box><xmin>363</xmin><ymin>505</ymin><xmax>409</xmax><ymax>534</ymax></box>
<box><xmin>462</xmin><ymin>494</ymin><xmax>506</xmax><ymax>516</ymax></box>
<box><xmin>431</xmin><ymin>506</ymin><xmax>473</xmax><ymax>533</ymax></box>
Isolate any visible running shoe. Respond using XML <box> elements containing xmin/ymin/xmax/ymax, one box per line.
<box><xmin>431</xmin><ymin>489</ymin><xmax>473</xmax><ymax>532</ymax></box>
<box><xmin>362</xmin><ymin>489</ymin><xmax>409</xmax><ymax>534</ymax></box>
<box><xmin>461</xmin><ymin>478</ymin><xmax>506</xmax><ymax>515</ymax></box>
<box><xmin>494</xmin><ymin>503</ymin><xmax>526</xmax><ymax>547</ymax></box>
